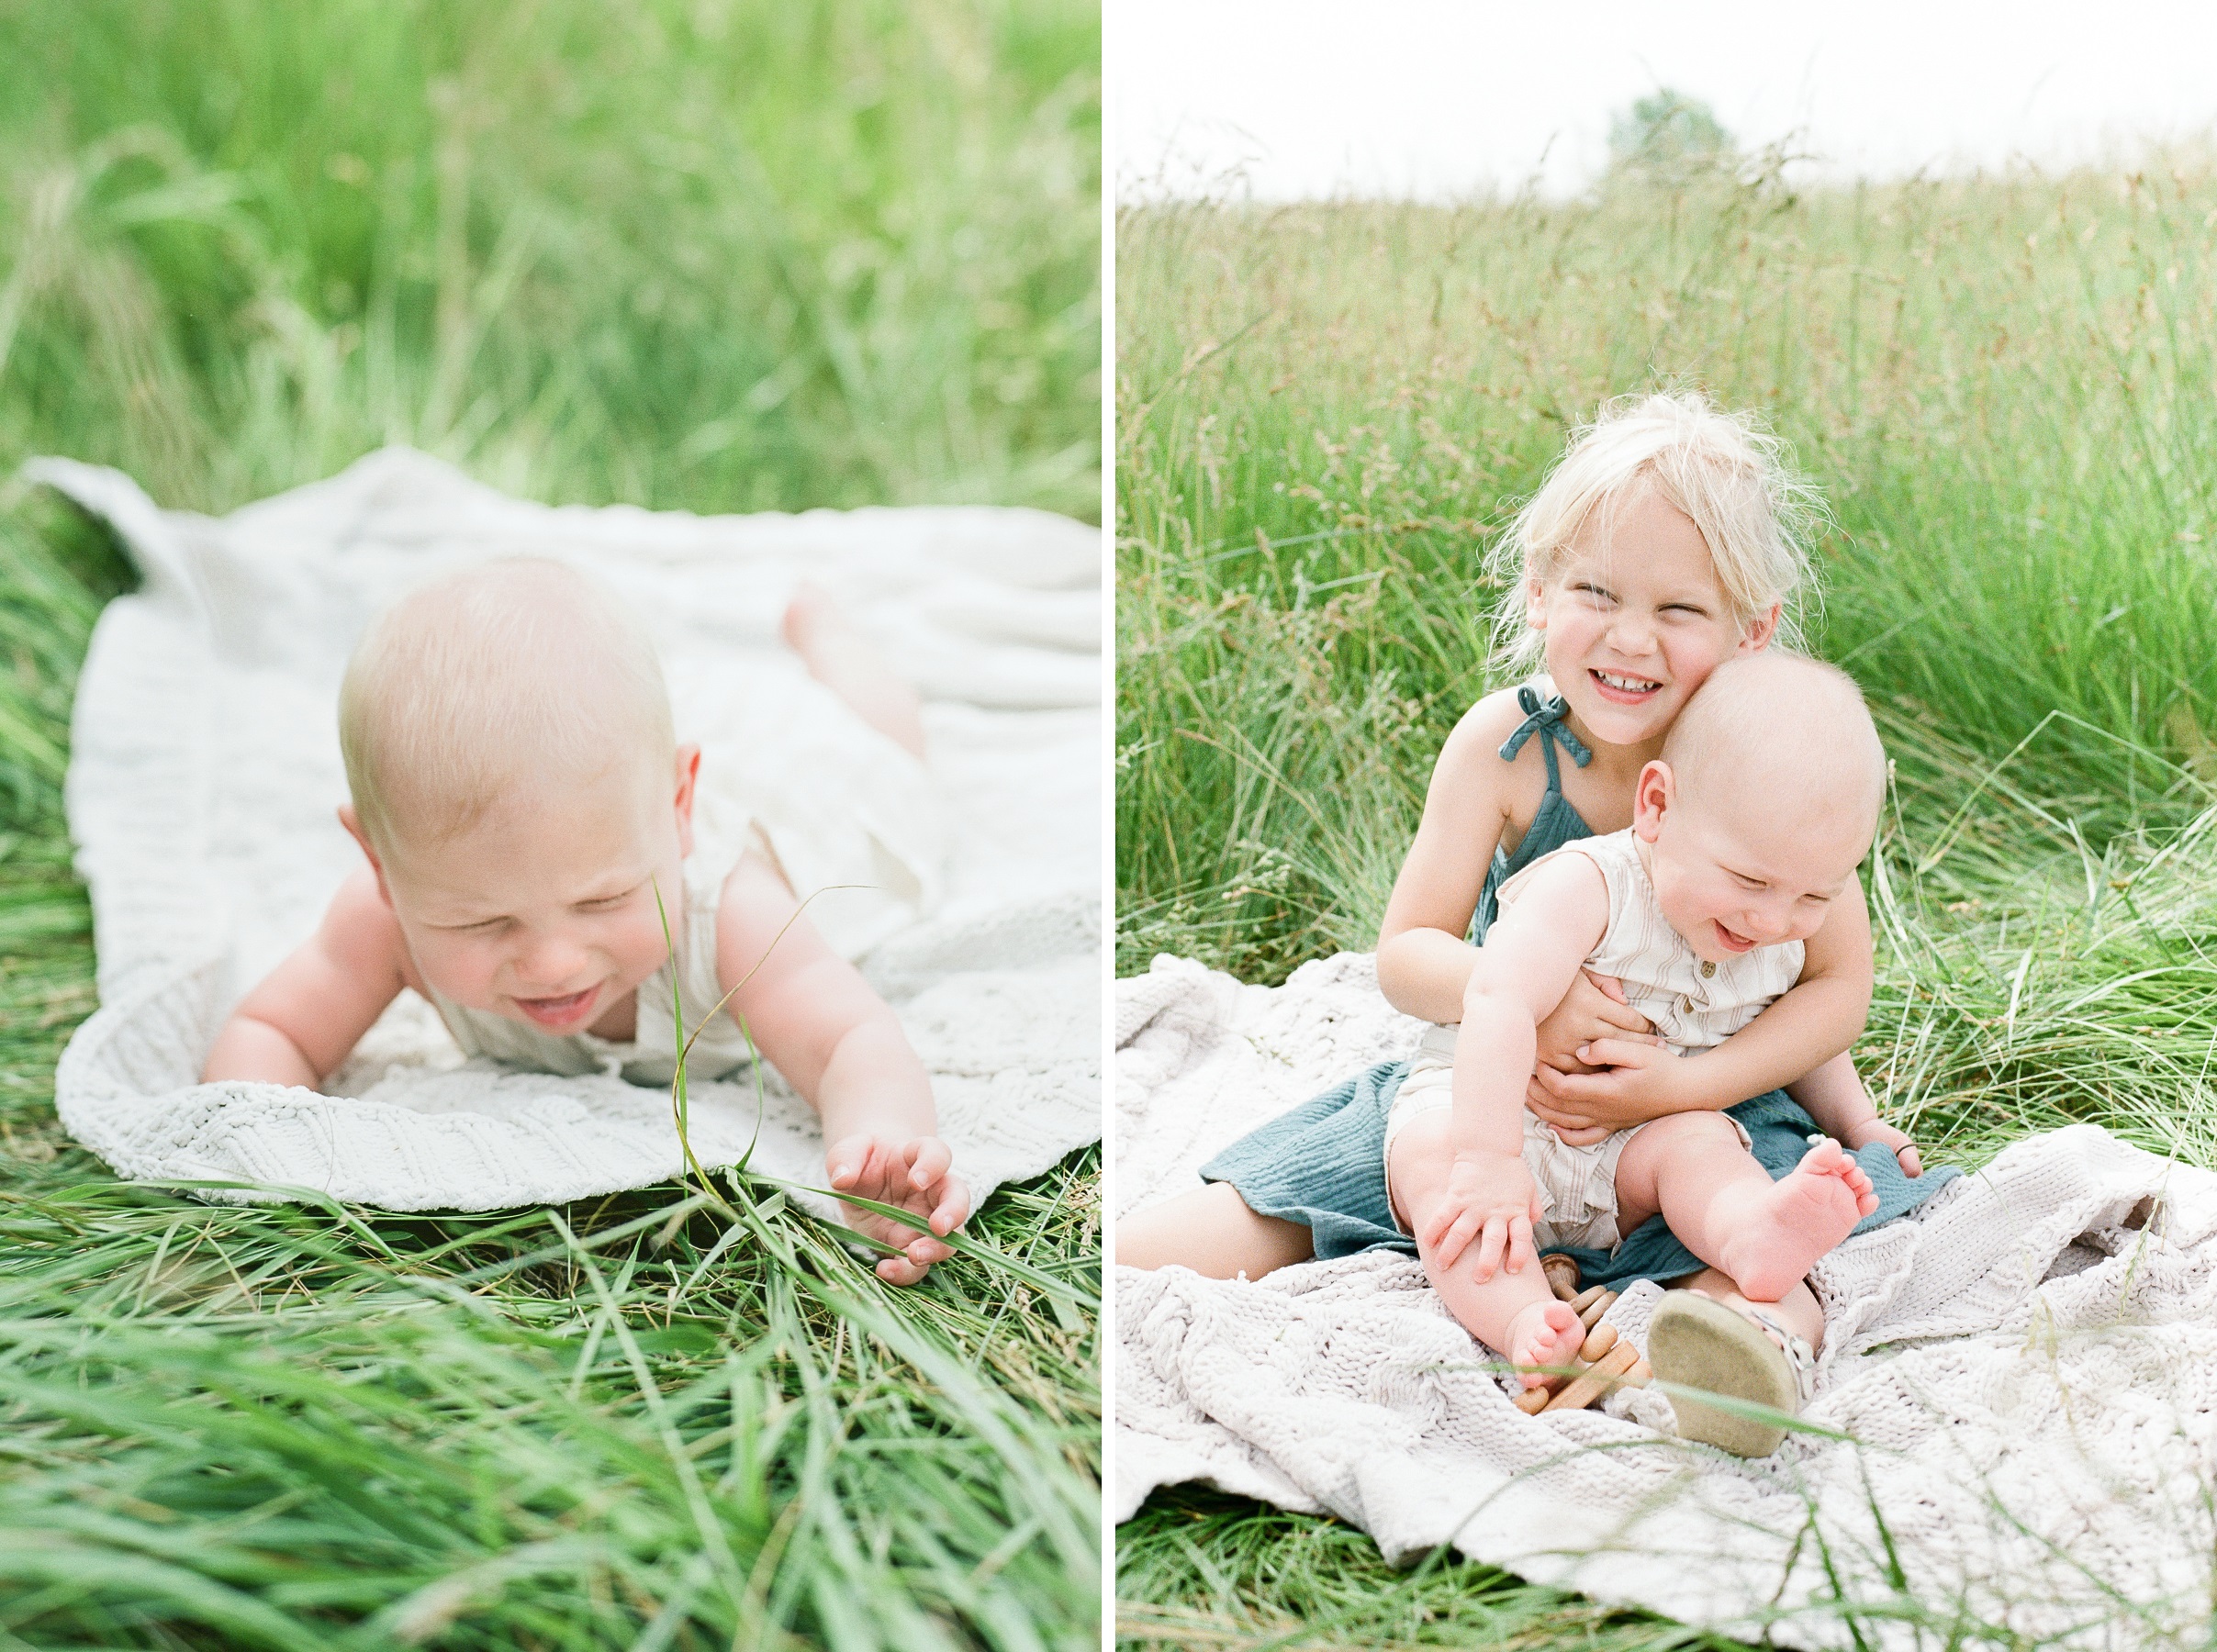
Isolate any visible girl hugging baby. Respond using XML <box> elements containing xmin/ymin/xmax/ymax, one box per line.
<box><xmin>201</xmin><ymin>563</ymin><xmax>967</xmax><ymax>1286</ymax></box>
<box><xmin>1121</xmin><ymin>392</ymin><xmax>1954</xmax><ymax>1454</ymax></box>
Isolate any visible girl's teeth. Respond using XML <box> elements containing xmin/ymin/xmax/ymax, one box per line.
<box><xmin>1597</xmin><ymin>672</ymin><xmax>1655</xmax><ymax>691</ymax></box>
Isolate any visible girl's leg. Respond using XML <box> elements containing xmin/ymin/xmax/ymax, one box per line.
<box><xmin>1114</xmin><ymin>1182</ymin><xmax>1315</xmax><ymax>1279</ymax></box>
<box><xmin>1388</xmin><ymin>1112</ymin><xmax>1583</xmax><ymax>1385</ymax></box>
<box><xmin>781</xmin><ymin>581</ymin><xmax>927</xmax><ymax>758</ymax></box>
<box><xmin>1613</xmin><ymin>1112</ymin><xmax>1875</xmax><ymax>1303</ymax></box>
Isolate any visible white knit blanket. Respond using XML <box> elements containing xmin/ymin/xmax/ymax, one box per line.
<box><xmin>1117</xmin><ymin>952</ymin><xmax>2217</xmax><ymax>1649</ymax></box>
<box><xmin>35</xmin><ymin>448</ymin><xmax>1101</xmax><ymax>1215</ymax></box>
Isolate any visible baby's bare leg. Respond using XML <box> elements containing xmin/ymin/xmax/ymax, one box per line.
<box><xmin>781</xmin><ymin>581</ymin><xmax>926</xmax><ymax>758</ymax></box>
<box><xmin>1115</xmin><ymin>1183</ymin><xmax>1315</xmax><ymax>1279</ymax></box>
<box><xmin>1616</xmin><ymin>1113</ymin><xmax>1874</xmax><ymax>1302</ymax></box>
<box><xmin>1390</xmin><ymin>1112</ymin><xmax>1582</xmax><ymax>1384</ymax></box>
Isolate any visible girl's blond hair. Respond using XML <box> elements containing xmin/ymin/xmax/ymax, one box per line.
<box><xmin>1484</xmin><ymin>390</ymin><xmax>1827</xmax><ymax>668</ymax></box>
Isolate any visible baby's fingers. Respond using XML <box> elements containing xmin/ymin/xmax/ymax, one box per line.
<box><xmin>825</xmin><ymin>1133</ymin><xmax>888</xmax><ymax>1190</ymax></box>
<box><xmin>928</xmin><ymin>1175</ymin><xmax>970</xmax><ymax>1237</ymax></box>
<box><xmin>876</xmin><ymin>1251</ymin><xmax>932</xmax><ymax>1286</ymax></box>
<box><xmin>1472</xmin><ymin>1214</ymin><xmax>1509</xmax><ymax>1283</ymax></box>
<box><xmin>903</xmin><ymin>1136</ymin><xmax>953</xmax><ymax>1191</ymax></box>
<box><xmin>1505</xmin><ymin>1213</ymin><xmax>1537</xmax><ymax>1276</ymax></box>
<box><xmin>1427</xmin><ymin>1206</ymin><xmax>1478</xmax><ymax>1271</ymax></box>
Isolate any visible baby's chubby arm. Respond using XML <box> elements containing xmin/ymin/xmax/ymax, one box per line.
<box><xmin>1528</xmin><ymin>873</ymin><xmax>1875</xmax><ymax>1134</ymax></box>
<box><xmin>713</xmin><ymin>854</ymin><xmax>967</xmax><ymax>1285</ymax></box>
<box><xmin>1428</xmin><ymin>853</ymin><xmax>1613</xmax><ymax>1278</ymax></box>
<box><xmin>200</xmin><ymin>869</ymin><xmax>409</xmax><ymax>1088</ymax></box>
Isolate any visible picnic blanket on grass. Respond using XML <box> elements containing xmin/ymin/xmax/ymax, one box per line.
<box><xmin>1117</xmin><ymin>951</ymin><xmax>2217</xmax><ymax>1650</ymax></box>
<box><xmin>34</xmin><ymin>447</ymin><xmax>1101</xmax><ymax>1215</ymax></box>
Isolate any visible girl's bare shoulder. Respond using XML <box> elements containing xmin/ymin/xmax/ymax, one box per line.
<box><xmin>1432</xmin><ymin>686</ymin><xmax>1551</xmax><ymax>785</ymax></box>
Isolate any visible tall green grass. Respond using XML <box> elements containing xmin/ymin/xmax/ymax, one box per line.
<box><xmin>0</xmin><ymin>4</ymin><xmax>1099</xmax><ymax>1645</ymax></box>
<box><xmin>0</xmin><ymin>0</ymin><xmax>1101</xmax><ymax>518</ymax></box>
<box><xmin>1116</xmin><ymin>160</ymin><xmax>2217</xmax><ymax>1646</ymax></box>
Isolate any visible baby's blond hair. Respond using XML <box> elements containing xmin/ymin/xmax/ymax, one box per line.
<box><xmin>339</xmin><ymin>559</ymin><xmax>674</xmax><ymax>855</ymax></box>
<box><xmin>1663</xmin><ymin>652</ymin><xmax>1887</xmax><ymax>844</ymax></box>
<box><xmin>1487</xmin><ymin>390</ymin><xmax>1827</xmax><ymax>668</ymax></box>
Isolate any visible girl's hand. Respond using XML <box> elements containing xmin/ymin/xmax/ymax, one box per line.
<box><xmin>1526</xmin><ymin>1038</ymin><xmax>1691</xmax><ymax>1140</ymax></box>
<box><xmin>826</xmin><ymin>1133</ymin><xmax>971</xmax><ymax>1285</ymax></box>
<box><xmin>1420</xmin><ymin>1149</ymin><xmax>1543</xmax><ymax>1281</ymax></box>
<box><xmin>1533</xmin><ymin>972</ymin><xmax>1657</xmax><ymax>1074</ymax></box>
<box><xmin>1842</xmin><ymin>1118</ymin><xmax>1923</xmax><ymax>1178</ymax></box>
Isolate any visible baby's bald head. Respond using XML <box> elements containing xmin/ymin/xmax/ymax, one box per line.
<box><xmin>339</xmin><ymin>559</ymin><xmax>674</xmax><ymax>860</ymax></box>
<box><xmin>1662</xmin><ymin>653</ymin><xmax>1887</xmax><ymax>848</ymax></box>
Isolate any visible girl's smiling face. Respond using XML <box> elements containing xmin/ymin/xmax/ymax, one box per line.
<box><xmin>1525</xmin><ymin>480</ymin><xmax>1778</xmax><ymax>753</ymax></box>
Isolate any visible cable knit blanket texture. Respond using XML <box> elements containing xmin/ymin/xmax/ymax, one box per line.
<box><xmin>37</xmin><ymin>448</ymin><xmax>1101</xmax><ymax>1215</ymax></box>
<box><xmin>1117</xmin><ymin>951</ymin><xmax>2217</xmax><ymax>1649</ymax></box>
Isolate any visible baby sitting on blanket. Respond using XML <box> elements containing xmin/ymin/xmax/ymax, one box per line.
<box><xmin>1391</xmin><ymin>653</ymin><xmax>1906</xmax><ymax>1413</ymax></box>
<box><xmin>201</xmin><ymin>559</ymin><xmax>968</xmax><ymax>1284</ymax></box>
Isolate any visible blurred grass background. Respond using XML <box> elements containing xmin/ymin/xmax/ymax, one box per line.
<box><xmin>1115</xmin><ymin>155</ymin><xmax>2217</xmax><ymax>1646</ymax></box>
<box><xmin>0</xmin><ymin>2</ymin><xmax>1100</xmax><ymax>1646</ymax></box>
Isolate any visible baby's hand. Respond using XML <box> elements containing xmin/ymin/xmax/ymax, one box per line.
<box><xmin>1420</xmin><ymin>1149</ymin><xmax>1543</xmax><ymax>1281</ymax></box>
<box><xmin>1843</xmin><ymin>1118</ymin><xmax>1923</xmax><ymax>1178</ymax></box>
<box><xmin>825</xmin><ymin>1133</ymin><xmax>971</xmax><ymax>1285</ymax></box>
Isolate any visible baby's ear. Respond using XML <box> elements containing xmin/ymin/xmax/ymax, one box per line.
<box><xmin>336</xmin><ymin>806</ymin><xmax>396</xmax><ymax>906</ymax></box>
<box><xmin>337</xmin><ymin>805</ymin><xmax>375</xmax><ymax>867</ymax></box>
<box><xmin>672</xmin><ymin>744</ymin><xmax>702</xmax><ymax>854</ymax></box>
<box><xmin>1632</xmin><ymin>759</ymin><xmax>1674</xmax><ymax>840</ymax></box>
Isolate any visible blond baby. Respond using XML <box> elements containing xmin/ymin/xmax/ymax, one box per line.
<box><xmin>202</xmin><ymin>559</ymin><xmax>966</xmax><ymax>1283</ymax></box>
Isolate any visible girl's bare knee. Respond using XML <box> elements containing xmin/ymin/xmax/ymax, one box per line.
<box><xmin>1114</xmin><ymin>1182</ymin><xmax>1313</xmax><ymax>1279</ymax></box>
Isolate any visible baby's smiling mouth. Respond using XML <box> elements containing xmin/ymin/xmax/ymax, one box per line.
<box><xmin>1588</xmin><ymin>667</ymin><xmax>1663</xmax><ymax>704</ymax></box>
<box><xmin>1712</xmin><ymin>921</ymin><xmax>1757</xmax><ymax>954</ymax></box>
<box><xmin>514</xmin><ymin>984</ymin><xmax>600</xmax><ymax>1030</ymax></box>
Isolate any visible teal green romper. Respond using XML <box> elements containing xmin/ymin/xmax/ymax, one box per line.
<box><xmin>1198</xmin><ymin>687</ymin><xmax>1954</xmax><ymax>1285</ymax></box>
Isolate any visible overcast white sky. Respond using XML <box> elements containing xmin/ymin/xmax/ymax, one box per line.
<box><xmin>1114</xmin><ymin>2</ymin><xmax>2217</xmax><ymax>199</ymax></box>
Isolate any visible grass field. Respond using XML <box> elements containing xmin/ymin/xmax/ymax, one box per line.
<box><xmin>1116</xmin><ymin>157</ymin><xmax>2217</xmax><ymax>1646</ymax></box>
<box><xmin>0</xmin><ymin>3</ymin><xmax>1100</xmax><ymax>1646</ymax></box>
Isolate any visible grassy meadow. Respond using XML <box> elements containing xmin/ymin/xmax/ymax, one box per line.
<box><xmin>1116</xmin><ymin>159</ymin><xmax>2217</xmax><ymax>1646</ymax></box>
<box><xmin>0</xmin><ymin>3</ymin><xmax>1099</xmax><ymax>1646</ymax></box>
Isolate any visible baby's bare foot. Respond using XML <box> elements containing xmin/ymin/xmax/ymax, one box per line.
<box><xmin>1503</xmin><ymin>1297</ymin><xmax>1585</xmax><ymax>1389</ymax></box>
<box><xmin>778</xmin><ymin>579</ymin><xmax>841</xmax><ymax>660</ymax></box>
<box><xmin>779</xmin><ymin>580</ymin><xmax>927</xmax><ymax>758</ymax></box>
<box><xmin>1719</xmin><ymin>1141</ymin><xmax>1877</xmax><ymax>1301</ymax></box>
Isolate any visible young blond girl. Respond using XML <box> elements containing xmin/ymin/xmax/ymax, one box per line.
<box><xmin>1118</xmin><ymin>391</ymin><xmax>1941</xmax><ymax>1392</ymax></box>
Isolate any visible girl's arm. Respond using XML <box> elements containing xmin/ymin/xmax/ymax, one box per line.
<box><xmin>1379</xmin><ymin>692</ymin><xmax>1653</xmax><ymax>1054</ymax></box>
<box><xmin>201</xmin><ymin>869</ymin><xmax>409</xmax><ymax>1087</ymax></box>
<box><xmin>714</xmin><ymin>853</ymin><xmax>966</xmax><ymax>1284</ymax></box>
<box><xmin>1427</xmin><ymin>854</ymin><xmax>1613</xmax><ymax>1274</ymax></box>
<box><xmin>1790</xmin><ymin>1052</ymin><xmax>1923</xmax><ymax>1175</ymax></box>
<box><xmin>1374</xmin><ymin>696</ymin><xmax>1523</xmax><ymax>1022</ymax></box>
<box><xmin>1527</xmin><ymin>872</ymin><xmax>1875</xmax><ymax>1132</ymax></box>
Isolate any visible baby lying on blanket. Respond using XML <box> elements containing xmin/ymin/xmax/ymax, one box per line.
<box><xmin>1392</xmin><ymin>653</ymin><xmax>1907</xmax><ymax>1382</ymax></box>
<box><xmin>200</xmin><ymin>559</ymin><xmax>967</xmax><ymax>1283</ymax></box>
